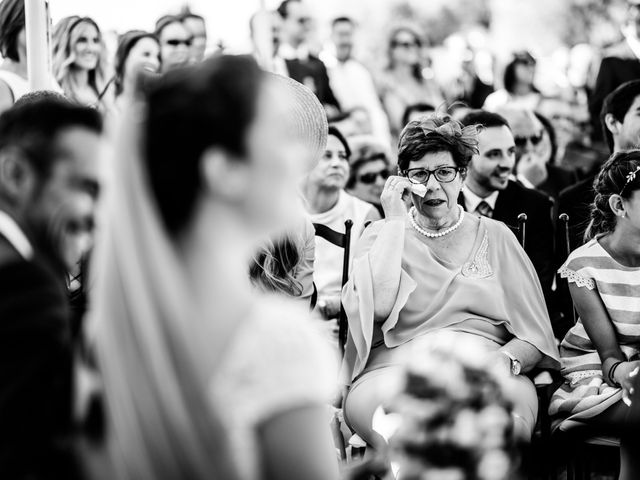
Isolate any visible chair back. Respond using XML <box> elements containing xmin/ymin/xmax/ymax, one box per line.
<box><xmin>507</xmin><ymin>213</ymin><xmax>527</xmax><ymax>248</ymax></box>
<box><xmin>558</xmin><ymin>213</ymin><xmax>577</xmax><ymax>325</ymax></box>
<box><xmin>313</xmin><ymin>219</ymin><xmax>353</xmax><ymax>355</ymax></box>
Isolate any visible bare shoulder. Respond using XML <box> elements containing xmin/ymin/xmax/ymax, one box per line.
<box><xmin>0</xmin><ymin>79</ymin><xmax>14</xmax><ymax>113</ymax></box>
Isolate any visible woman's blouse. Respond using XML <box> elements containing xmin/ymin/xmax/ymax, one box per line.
<box><xmin>308</xmin><ymin>190</ymin><xmax>375</xmax><ymax>299</ymax></box>
<box><xmin>341</xmin><ymin>216</ymin><xmax>559</xmax><ymax>383</ymax></box>
<box><xmin>209</xmin><ymin>296</ymin><xmax>337</xmax><ymax>480</ymax></box>
<box><xmin>549</xmin><ymin>238</ymin><xmax>640</xmax><ymax>422</ymax></box>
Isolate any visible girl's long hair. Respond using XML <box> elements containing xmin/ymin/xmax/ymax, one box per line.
<box><xmin>52</xmin><ymin>17</ymin><xmax>110</xmax><ymax>107</ymax></box>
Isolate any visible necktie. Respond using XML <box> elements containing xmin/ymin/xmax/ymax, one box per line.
<box><xmin>476</xmin><ymin>201</ymin><xmax>493</xmax><ymax>218</ymax></box>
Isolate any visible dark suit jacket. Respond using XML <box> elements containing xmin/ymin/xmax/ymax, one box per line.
<box><xmin>458</xmin><ymin>181</ymin><xmax>555</xmax><ymax>309</ymax></box>
<box><xmin>589</xmin><ymin>42</ymin><xmax>640</xmax><ymax>141</ymax></box>
<box><xmin>538</xmin><ymin>164</ymin><xmax>579</xmax><ymax>201</ymax></box>
<box><xmin>0</xmin><ymin>234</ymin><xmax>77</xmax><ymax>480</ymax></box>
<box><xmin>285</xmin><ymin>56</ymin><xmax>340</xmax><ymax>110</ymax></box>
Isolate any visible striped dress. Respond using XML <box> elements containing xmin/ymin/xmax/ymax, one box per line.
<box><xmin>549</xmin><ymin>238</ymin><xmax>640</xmax><ymax>422</ymax></box>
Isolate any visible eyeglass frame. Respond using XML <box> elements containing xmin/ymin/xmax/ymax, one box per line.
<box><xmin>400</xmin><ymin>166</ymin><xmax>466</xmax><ymax>185</ymax></box>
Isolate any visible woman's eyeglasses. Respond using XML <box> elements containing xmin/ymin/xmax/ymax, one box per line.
<box><xmin>402</xmin><ymin>167</ymin><xmax>463</xmax><ymax>185</ymax></box>
<box><xmin>358</xmin><ymin>170</ymin><xmax>390</xmax><ymax>184</ymax></box>
<box><xmin>166</xmin><ymin>38</ymin><xmax>193</xmax><ymax>47</ymax></box>
<box><xmin>514</xmin><ymin>133</ymin><xmax>543</xmax><ymax>148</ymax></box>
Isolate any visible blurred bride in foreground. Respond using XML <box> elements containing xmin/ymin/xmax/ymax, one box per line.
<box><xmin>89</xmin><ymin>55</ymin><xmax>339</xmax><ymax>480</ymax></box>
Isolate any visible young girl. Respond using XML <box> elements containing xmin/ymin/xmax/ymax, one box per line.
<box><xmin>550</xmin><ymin>150</ymin><xmax>640</xmax><ymax>480</ymax></box>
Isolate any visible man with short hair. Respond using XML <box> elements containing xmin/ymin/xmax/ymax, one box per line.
<box><xmin>560</xmin><ymin>79</ymin><xmax>640</xmax><ymax>250</ymax></box>
<box><xmin>274</xmin><ymin>0</ymin><xmax>340</xmax><ymax>112</ymax></box>
<box><xmin>0</xmin><ymin>98</ymin><xmax>103</xmax><ymax>479</ymax></box>
<box><xmin>590</xmin><ymin>0</ymin><xmax>640</xmax><ymax>142</ymax></box>
<box><xmin>321</xmin><ymin>16</ymin><xmax>390</xmax><ymax>143</ymax></box>
<box><xmin>155</xmin><ymin>15</ymin><xmax>192</xmax><ymax>72</ymax></box>
<box><xmin>459</xmin><ymin>110</ymin><xmax>555</xmax><ymax>312</ymax></box>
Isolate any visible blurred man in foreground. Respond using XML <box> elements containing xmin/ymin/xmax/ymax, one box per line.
<box><xmin>0</xmin><ymin>98</ymin><xmax>102</xmax><ymax>479</ymax></box>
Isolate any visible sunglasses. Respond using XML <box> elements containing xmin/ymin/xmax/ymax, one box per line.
<box><xmin>392</xmin><ymin>40</ymin><xmax>419</xmax><ymax>49</ymax></box>
<box><xmin>514</xmin><ymin>133</ymin><xmax>543</xmax><ymax>148</ymax></box>
<box><xmin>166</xmin><ymin>38</ymin><xmax>192</xmax><ymax>47</ymax></box>
<box><xmin>358</xmin><ymin>170</ymin><xmax>390</xmax><ymax>184</ymax></box>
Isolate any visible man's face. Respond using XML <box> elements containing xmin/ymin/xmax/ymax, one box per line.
<box><xmin>183</xmin><ymin>17</ymin><xmax>207</xmax><ymax>63</ymax></box>
<box><xmin>26</xmin><ymin>127</ymin><xmax>102</xmax><ymax>271</ymax></box>
<box><xmin>332</xmin><ymin>20</ymin><xmax>354</xmax><ymax>61</ymax></box>
<box><xmin>159</xmin><ymin>21</ymin><xmax>192</xmax><ymax>72</ymax></box>
<box><xmin>282</xmin><ymin>2</ymin><xmax>312</xmax><ymax>46</ymax></box>
<box><xmin>507</xmin><ymin>111</ymin><xmax>544</xmax><ymax>161</ymax></box>
<box><xmin>617</xmin><ymin>95</ymin><xmax>640</xmax><ymax>150</ymax></box>
<box><xmin>467</xmin><ymin>125</ymin><xmax>516</xmax><ymax>193</ymax></box>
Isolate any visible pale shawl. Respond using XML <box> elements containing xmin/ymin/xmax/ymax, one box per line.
<box><xmin>341</xmin><ymin>216</ymin><xmax>560</xmax><ymax>384</ymax></box>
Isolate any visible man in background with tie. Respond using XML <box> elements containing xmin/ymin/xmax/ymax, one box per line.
<box><xmin>459</xmin><ymin>110</ymin><xmax>555</xmax><ymax>324</ymax></box>
<box><xmin>274</xmin><ymin>0</ymin><xmax>340</xmax><ymax>115</ymax></box>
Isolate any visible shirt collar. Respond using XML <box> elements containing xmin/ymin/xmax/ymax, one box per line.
<box><xmin>462</xmin><ymin>186</ymin><xmax>499</xmax><ymax>213</ymax></box>
<box><xmin>624</xmin><ymin>26</ymin><xmax>640</xmax><ymax>61</ymax></box>
<box><xmin>0</xmin><ymin>210</ymin><xmax>33</xmax><ymax>260</ymax></box>
<box><xmin>278</xmin><ymin>43</ymin><xmax>310</xmax><ymax>61</ymax></box>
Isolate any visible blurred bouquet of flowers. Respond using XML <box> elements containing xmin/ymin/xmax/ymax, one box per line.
<box><xmin>387</xmin><ymin>333</ymin><xmax>516</xmax><ymax>480</ymax></box>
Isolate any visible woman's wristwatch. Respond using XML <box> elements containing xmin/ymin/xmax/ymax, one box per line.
<box><xmin>501</xmin><ymin>351</ymin><xmax>522</xmax><ymax>376</ymax></box>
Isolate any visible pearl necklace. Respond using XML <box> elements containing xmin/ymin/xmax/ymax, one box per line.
<box><xmin>408</xmin><ymin>205</ymin><xmax>465</xmax><ymax>238</ymax></box>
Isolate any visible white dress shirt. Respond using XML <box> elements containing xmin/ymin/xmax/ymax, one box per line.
<box><xmin>321</xmin><ymin>52</ymin><xmax>391</xmax><ymax>144</ymax></box>
<box><xmin>0</xmin><ymin>210</ymin><xmax>33</xmax><ymax>260</ymax></box>
<box><xmin>462</xmin><ymin>187</ymin><xmax>499</xmax><ymax>216</ymax></box>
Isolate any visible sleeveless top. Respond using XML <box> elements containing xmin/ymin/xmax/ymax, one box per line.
<box><xmin>0</xmin><ymin>70</ymin><xmax>29</xmax><ymax>103</ymax></box>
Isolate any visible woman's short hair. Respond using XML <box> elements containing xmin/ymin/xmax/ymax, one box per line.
<box><xmin>346</xmin><ymin>135</ymin><xmax>390</xmax><ymax>189</ymax></box>
<box><xmin>398</xmin><ymin>113</ymin><xmax>479</xmax><ymax>171</ymax></box>
<box><xmin>586</xmin><ymin>150</ymin><xmax>640</xmax><ymax>240</ymax></box>
<box><xmin>145</xmin><ymin>55</ymin><xmax>264</xmax><ymax>236</ymax></box>
<box><xmin>0</xmin><ymin>0</ymin><xmax>25</xmax><ymax>62</ymax></box>
<box><xmin>327</xmin><ymin>126</ymin><xmax>351</xmax><ymax>159</ymax></box>
<box><xmin>114</xmin><ymin>30</ymin><xmax>160</xmax><ymax>96</ymax></box>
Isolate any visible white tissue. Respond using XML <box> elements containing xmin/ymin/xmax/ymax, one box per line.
<box><xmin>410</xmin><ymin>184</ymin><xmax>428</xmax><ymax>197</ymax></box>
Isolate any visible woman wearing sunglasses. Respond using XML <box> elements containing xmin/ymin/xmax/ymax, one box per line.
<box><xmin>346</xmin><ymin>135</ymin><xmax>393</xmax><ymax>218</ymax></box>
<box><xmin>52</xmin><ymin>16</ymin><xmax>112</xmax><ymax>111</ymax></box>
<box><xmin>341</xmin><ymin>114</ymin><xmax>559</xmax><ymax>449</ymax></box>
<box><xmin>378</xmin><ymin>26</ymin><xmax>444</xmax><ymax>140</ymax></box>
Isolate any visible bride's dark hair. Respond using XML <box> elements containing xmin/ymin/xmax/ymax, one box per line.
<box><xmin>144</xmin><ymin>55</ymin><xmax>264</xmax><ymax>235</ymax></box>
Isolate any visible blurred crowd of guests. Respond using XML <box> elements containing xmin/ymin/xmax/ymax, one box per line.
<box><xmin>2</xmin><ymin>0</ymin><xmax>640</xmax><ymax>479</ymax></box>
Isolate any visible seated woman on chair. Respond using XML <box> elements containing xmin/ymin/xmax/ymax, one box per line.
<box><xmin>341</xmin><ymin>113</ymin><xmax>559</xmax><ymax>447</ymax></box>
<box><xmin>303</xmin><ymin>127</ymin><xmax>380</xmax><ymax>319</ymax></box>
<box><xmin>550</xmin><ymin>151</ymin><xmax>640</xmax><ymax>480</ymax></box>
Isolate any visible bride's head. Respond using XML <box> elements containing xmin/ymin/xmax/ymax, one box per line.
<box><xmin>144</xmin><ymin>55</ymin><xmax>306</xmax><ymax>243</ymax></box>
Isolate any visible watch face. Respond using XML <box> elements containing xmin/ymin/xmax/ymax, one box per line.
<box><xmin>511</xmin><ymin>360</ymin><xmax>521</xmax><ymax>376</ymax></box>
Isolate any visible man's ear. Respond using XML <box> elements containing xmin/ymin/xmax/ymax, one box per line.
<box><xmin>200</xmin><ymin>147</ymin><xmax>249</xmax><ymax>201</ymax></box>
<box><xmin>604</xmin><ymin>113</ymin><xmax>621</xmax><ymax>137</ymax></box>
<box><xmin>0</xmin><ymin>148</ymin><xmax>36</xmax><ymax>203</ymax></box>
